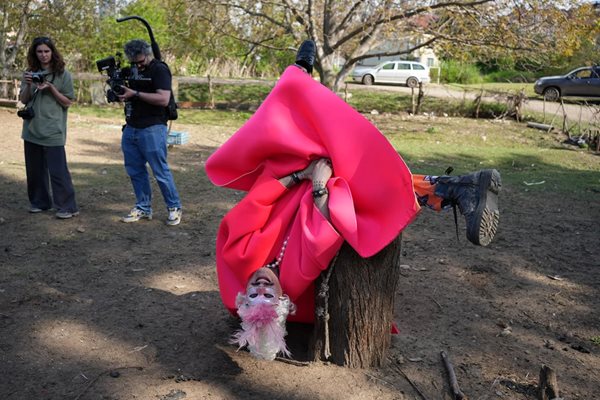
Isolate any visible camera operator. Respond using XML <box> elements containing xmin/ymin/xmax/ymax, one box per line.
<box><xmin>116</xmin><ymin>39</ymin><xmax>182</xmax><ymax>226</ymax></box>
<box><xmin>19</xmin><ymin>36</ymin><xmax>79</xmax><ymax>219</ymax></box>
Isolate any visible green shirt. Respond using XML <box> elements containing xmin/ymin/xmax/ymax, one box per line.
<box><xmin>20</xmin><ymin>70</ymin><xmax>75</xmax><ymax>147</ymax></box>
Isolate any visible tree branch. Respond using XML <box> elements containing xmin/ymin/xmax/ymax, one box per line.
<box><xmin>209</xmin><ymin>0</ymin><xmax>288</xmax><ymax>30</ymax></box>
<box><xmin>331</xmin><ymin>0</ymin><xmax>494</xmax><ymax>51</ymax></box>
<box><xmin>345</xmin><ymin>36</ymin><xmax>438</xmax><ymax>66</ymax></box>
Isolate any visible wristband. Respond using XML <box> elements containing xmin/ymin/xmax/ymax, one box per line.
<box><xmin>134</xmin><ymin>91</ymin><xmax>140</xmax><ymax>98</ymax></box>
<box><xmin>291</xmin><ymin>172</ymin><xmax>301</xmax><ymax>184</ymax></box>
<box><xmin>312</xmin><ymin>187</ymin><xmax>328</xmax><ymax>198</ymax></box>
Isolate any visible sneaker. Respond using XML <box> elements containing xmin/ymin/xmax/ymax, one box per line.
<box><xmin>56</xmin><ymin>211</ymin><xmax>80</xmax><ymax>219</ymax></box>
<box><xmin>29</xmin><ymin>207</ymin><xmax>44</xmax><ymax>213</ymax></box>
<box><xmin>166</xmin><ymin>207</ymin><xmax>182</xmax><ymax>226</ymax></box>
<box><xmin>122</xmin><ymin>207</ymin><xmax>152</xmax><ymax>223</ymax></box>
<box><xmin>434</xmin><ymin>169</ymin><xmax>501</xmax><ymax>246</ymax></box>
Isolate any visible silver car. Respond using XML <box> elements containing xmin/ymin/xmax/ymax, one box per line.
<box><xmin>351</xmin><ymin>60</ymin><xmax>431</xmax><ymax>87</ymax></box>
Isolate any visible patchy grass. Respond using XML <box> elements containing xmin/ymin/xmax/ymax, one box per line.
<box><xmin>368</xmin><ymin>113</ymin><xmax>600</xmax><ymax>195</ymax></box>
<box><xmin>178</xmin><ymin>82</ymin><xmax>273</xmax><ymax>108</ymax></box>
<box><xmin>72</xmin><ymin>104</ymin><xmax>253</xmax><ymax>127</ymax></box>
<box><xmin>345</xmin><ymin>90</ymin><xmax>508</xmax><ymax>118</ymax></box>
<box><xmin>71</xmin><ymin>97</ymin><xmax>600</xmax><ymax>197</ymax></box>
<box><xmin>449</xmin><ymin>82</ymin><xmax>536</xmax><ymax>98</ymax></box>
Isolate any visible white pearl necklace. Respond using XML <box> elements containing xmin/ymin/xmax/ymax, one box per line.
<box><xmin>264</xmin><ymin>237</ymin><xmax>289</xmax><ymax>270</ymax></box>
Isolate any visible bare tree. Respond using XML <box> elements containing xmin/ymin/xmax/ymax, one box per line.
<box><xmin>193</xmin><ymin>0</ymin><xmax>592</xmax><ymax>91</ymax></box>
<box><xmin>0</xmin><ymin>0</ymin><xmax>32</xmax><ymax>83</ymax></box>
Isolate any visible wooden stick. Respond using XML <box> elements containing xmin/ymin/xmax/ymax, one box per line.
<box><xmin>538</xmin><ymin>364</ymin><xmax>560</xmax><ymax>400</ymax></box>
<box><xmin>275</xmin><ymin>357</ymin><xmax>310</xmax><ymax>366</ymax></box>
<box><xmin>394</xmin><ymin>365</ymin><xmax>429</xmax><ymax>400</ymax></box>
<box><xmin>440</xmin><ymin>351</ymin><xmax>468</xmax><ymax>400</ymax></box>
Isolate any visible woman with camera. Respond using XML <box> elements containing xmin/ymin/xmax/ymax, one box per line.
<box><xmin>19</xmin><ymin>36</ymin><xmax>78</xmax><ymax>219</ymax></box>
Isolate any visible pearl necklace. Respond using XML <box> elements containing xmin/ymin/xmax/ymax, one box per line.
<box><xmin>264</xmin><ymin>237</ymin><xmax>289</xmax><ymax>270</ymax></box>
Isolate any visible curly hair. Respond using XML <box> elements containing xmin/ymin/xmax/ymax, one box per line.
<box><xmin>123</xmin><ymin>39</ymin><xmax>153</xmax><ymax>61</ymax></box>
<box><xmin>26</xmin><ymin>36</ymin><xmax>65</xmax><ymax>74</ymax></box>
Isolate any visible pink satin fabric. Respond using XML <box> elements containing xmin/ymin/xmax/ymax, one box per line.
<box><xmin>206</xmin><ymin>66</ymin><xmax>420</xmax><ymax>322</ymax></box>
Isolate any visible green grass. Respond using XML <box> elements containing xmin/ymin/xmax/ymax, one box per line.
<box><xmin>448</xmin><ymin>82</ymin><xmax>537</xmax><ymax>98</ymax></box>
<box><xmin>71</xmin><ymin>104</ymin><xmax>253</xmax><ymax>127</ymax></box>
<box><xmin>368</xmin><ymin>114</ymin><xmax>600</xmax><ymax>194</ymax></box>
<box><xmin>71</xmin><ymin>86</ymin><xmax>599</xmax><ymax>197</ymax></box>
<box><xmin>448</xmin><ymin>82</ymin><xmax>600</xmax><ymax>105</ymax></box>
<box><xmin>592</xmin><ymin>336</ymin><xmax>600</xmax><ymax>346</ymax></box>
<box><xmin>349</xmin><ymin>90</ymin><xmax>509</xmax><ymax>119</ymax></box>
<box><xmin>178</xmin><ymin>83</ymin><xmax>273</xmax><ymax>109</ymax></box>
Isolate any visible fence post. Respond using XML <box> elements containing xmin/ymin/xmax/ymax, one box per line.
<box><xmin>207</xmin><ymin>74</ymin><xmax>215</xmax><ymax>109</ymax></box>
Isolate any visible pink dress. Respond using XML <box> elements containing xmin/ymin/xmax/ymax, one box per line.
<box><xmin>205</xmin><ymin>66</ymin><xmax>420</xmax><ymax>322</ymax></box>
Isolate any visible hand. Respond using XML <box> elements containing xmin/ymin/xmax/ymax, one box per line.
<box><xmin>23</xmin><ymin>72</ymin><xmax>33</xmax><ymax>84</ymax></box>
<box><xmin>37</xmin><ymin>81</ymin><xmax>53</xmax><ymax>91</ymax></box>
<box><xmin>297</xmin><ymin>159</ymin><xmax>319</xmax><ymax>180</ymax></box>
<box><xmin>117</xmin><ymin>85</ymin><xmax>136</xmax><ymax>101</ymax></box>
<box><xmin>312</xmin><ymin>159</ymin><xmax>332</xmax><ymax>189</ymax></box>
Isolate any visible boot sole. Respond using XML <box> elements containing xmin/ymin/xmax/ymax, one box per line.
<box><xmin>468</xmin><ymin>169</ymin><xmax>501</xmax><ymax>246</ymax></box>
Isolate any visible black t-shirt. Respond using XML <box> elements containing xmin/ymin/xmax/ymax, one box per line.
<box><xmin>127</xmin><ymin>59</ymin><xmax>171</xmax><ymax>128</ymax></box>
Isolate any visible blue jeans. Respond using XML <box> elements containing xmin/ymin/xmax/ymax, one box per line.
<box><xmin>121</xmin><ymin>124</ymin><xmax>181</xmax><ymax>213</ymax></box>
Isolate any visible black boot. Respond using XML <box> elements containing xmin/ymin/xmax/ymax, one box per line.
<box><xmin>295</xmin><ymin>40</ymin><xmax>315</xmax><ymax>73</ymax></box>
<box><xmin>434</xmin><ymin>169</ymin><xmax>501</xmax><ymax>246</ymax></box>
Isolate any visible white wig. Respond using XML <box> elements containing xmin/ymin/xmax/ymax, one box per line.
<box><xmin>231</xmin><ymin>292</ymin><xmax>296</xmax><ymax>360</ymax></box>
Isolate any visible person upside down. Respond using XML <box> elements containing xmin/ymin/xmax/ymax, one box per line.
<box><xmin>205</xmin><ymin>41</ymin><xmax>501</xmax><ymax>360</ymax></box>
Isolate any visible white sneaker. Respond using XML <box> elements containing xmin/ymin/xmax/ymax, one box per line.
<box><xmin>166</xmin><ymin>207</ymin><xmax>182</xmax><ymax>226</ymax></box>
<box><xmin>56</xmin><ymin>211</ymin><xmax>79</xmax><ymax>219</ymax></box>
<box><xmin>122</xmin><ymin>207</ymin><xmax>152</xmax><ymax>223</ymax></box>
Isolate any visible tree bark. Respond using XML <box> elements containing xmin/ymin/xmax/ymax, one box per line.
<box><xmin>310</xmin><ymin>235</ymin><xmax>402</xmax><ymax>368</ymax></box>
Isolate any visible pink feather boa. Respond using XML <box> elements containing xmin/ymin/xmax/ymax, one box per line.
<box><xmin>231</xmin><ymin>293</ymin><xmax>295</xmax><ymax>360</ymax></box>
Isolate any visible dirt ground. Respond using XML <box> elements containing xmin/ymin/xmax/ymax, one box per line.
<box><xmin>0</xmin><ymin>106</ymin><xmax>598</xmax><ymax>400</ymax></box>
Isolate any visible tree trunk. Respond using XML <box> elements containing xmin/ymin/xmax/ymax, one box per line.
<box><xmin>309</xmin><ymin>235</ymin><xmax>402</xmax><ymax>368</ymax></box>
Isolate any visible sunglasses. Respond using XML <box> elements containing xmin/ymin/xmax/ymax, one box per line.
<box><xmin>131</xmin><ymin>55</ymin><xmax>147</xmax><ymax>68</ymax></box>
<box><xmin>33</xmin><ymin>36</ymin><xmax>52</xmax><ymax>46</ymax></box>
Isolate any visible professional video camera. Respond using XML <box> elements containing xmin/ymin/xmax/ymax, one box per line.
<box><xmin>95</xmin><ymin>52</ymin><xmax>149</xmax><ymax>103</ymax></box>
<box><xmin>94</xmin><ymin>15</ymin><xmax>178</xmax><ymax>120</ymax></box>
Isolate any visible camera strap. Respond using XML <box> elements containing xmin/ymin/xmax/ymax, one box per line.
<box><xmin>24</xmin><ymin>88</ymin><xmax>39</xmax><ymax>108</ymax></box>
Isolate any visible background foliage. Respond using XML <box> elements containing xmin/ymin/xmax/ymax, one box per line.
<box><xmin>1</xmin><ymin>0</ymin><xmax>599</xmax><ymax>86</ymax></box>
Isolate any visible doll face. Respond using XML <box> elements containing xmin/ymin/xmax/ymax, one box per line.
<box><xmin>36</xmin><ymin>44</ymin><xmax>52</xmax><ymax>67</ymax></box>
<box><xmin>245</xmin><ymin>267</ymin><xmax>283</xmax><ymax>305</ymax></box>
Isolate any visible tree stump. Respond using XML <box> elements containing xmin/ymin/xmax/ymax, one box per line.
<box><xmin>309</xmin><ymin>235</ymin><xmax>402</xmax><ymax>368</ymax></box>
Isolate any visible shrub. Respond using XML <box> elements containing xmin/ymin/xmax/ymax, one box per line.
<box><xmin>440</xmin><ymin>60</ymin><xmax>483</xmax><ymax>84</ymax></box>
<box><xmin>483</xmin><ymin>69</ymin><xmax>537</xmax><ymax>83</ymax></box>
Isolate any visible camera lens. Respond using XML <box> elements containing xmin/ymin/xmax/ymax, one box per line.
<box><xmin>106</xmin><ymin>90</ymin><xmax>119</xmax><ymax>103</ymax></box>
<box><xmin>112</xmin><ymin>85</ymin><xmax>125</xmax><ymax>95</ymax></box>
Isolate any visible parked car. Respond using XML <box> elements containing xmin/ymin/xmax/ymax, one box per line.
<box><xmin>351</xmin><ymin>60</ymin><xmax>430</xmax><ymax>87</ymax></box>
<box><xmin>533</xmin><ymin>66</ymin><xmax>600</xmax><ymax>101</ymax></box>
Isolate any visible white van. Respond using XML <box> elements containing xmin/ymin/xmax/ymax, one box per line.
<box><xmin>351</xmin><ymin>61</ymin><xmax>431</xmax><ymax>87</ymax></box>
